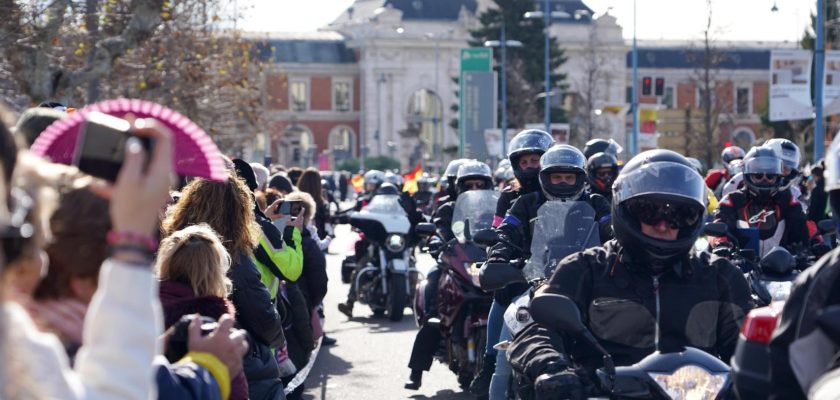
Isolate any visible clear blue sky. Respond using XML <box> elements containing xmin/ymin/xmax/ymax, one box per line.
<box><xmin>241</xmin><ymin>0</ymin><xmax>814</xmax><ymax>44</ymax></box>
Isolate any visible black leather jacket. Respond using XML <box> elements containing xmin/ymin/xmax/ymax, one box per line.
<box><xmin>507</xmin><ymin>240</ymin><xmax>752</xmax><ymax>383</ymax></box>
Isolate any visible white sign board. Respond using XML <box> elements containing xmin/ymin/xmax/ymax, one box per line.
<box><xmin>769</xmin><ymin>50</ymin><xmax>813</xmax><ymax>122</ymax></box>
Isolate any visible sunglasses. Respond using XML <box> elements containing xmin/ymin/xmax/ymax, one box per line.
<box><xmin>749</xmin><ymin>173</ymin><xmax>778</xmax><ymax>183</ymax></box>
<box><xmin>595</xmin><ymin>170</ymin><xmax>615</xmax><ymax>179</ymax></box>
<box><xmin>625</xmin><ymin>198</ymin><xmax>702</xmax><ymax>230</ymax></box>
<box><xmin>463</xmin><ymin>182</ymin><xmax>486</xmax><ymax>190</ymax></box>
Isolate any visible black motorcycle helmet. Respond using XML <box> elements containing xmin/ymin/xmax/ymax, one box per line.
<box><xmin>720</xmin><ymin>146</ymin><xmax>746</xmax><ymax>165</ymax></box>
<box><xmin>376</xmin><ymin>182</ymin><xmax>400</xmax><ymax>196</ymax></box>
<box><xmin>508</xmin><ymin>129</ymin><xmax>554</xmax><ymax>192</ymax></box>
<box><xmin>583</xmin><ymin>138</ymin><xmax>623</xmax><ymax>159</ymax></box>
<box><xmin>612</xmin><ymin>150</ymin><xmax>707</xmax><ymax>271</ymax></box>
<box><xmin>538</xmin><ymin>145</ymin><xmax>587</xmax><ymax>201</ymax></box>
<box><xmin>742</xmin><ymin>146</ymin><xmax>783</xmax><ymax>199</ymax></box>
<box><xmin>444</xmin><ymin>159</ymin><xmax>469</xmax><ymax>198</ymax></box>
<box><xmin>456</xmin><ymin>160</ymin><xmax>493</xmax><ymax>194</ymax></box>
<box><xmin>586</xmin><ymin>152</ymin><xmax>619</xmax><ymax>197</ymax></box>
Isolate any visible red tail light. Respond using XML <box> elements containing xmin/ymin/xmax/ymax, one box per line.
<box><xmin>740</xmin><ymin>304</ymin><xmax>783</xmax><ymax>344</ymax></box>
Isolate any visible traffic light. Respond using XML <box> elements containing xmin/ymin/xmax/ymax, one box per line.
<box><xmin>655</xmin><ymin>78</ymin><xmax>665</xmax><ymax>96</ymax></box>
<box><xmin>642</xmin><ymin>77</ymin><xmax>652</xmax><ymax>96</ymax></box>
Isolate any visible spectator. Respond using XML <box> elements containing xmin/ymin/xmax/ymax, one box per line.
<box><xmin>296</xmin><ymin>168</ymin><xmax>330</xmax><ymax>240</ymax></box>
<box><xmin>251</xmin><ymin>163</ymin><xmax>270</xmax><ymax>192</ymax></box>
<box><xmin>13</xmin><ymin>107</ymin><xmax>66</xmax><ymax>148</ymax></box>
<box><xmin>339</xmin><ymin>171</ymin><xmax>349</xmax><ymax>201</ymax></box>
<box><xmin>287</xmin><ymin>167</ymin><xmax>303</xmax><ymax>188</ymax></box>
<box><xmin>163</xmin><ymin>174</ymin><xmax>287</xmax><ymax>400</ymax></box>
<box><xmin>269</xmin><ymin>174</ymin><xmax>294</xmax><ymax>196</ymax></box>
<box><xmin>156</xmin><ymin>224</ymin><xmax>248</xmax><ymax>400</ymax></box>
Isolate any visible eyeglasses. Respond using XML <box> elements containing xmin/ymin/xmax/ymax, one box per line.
<box><xmin>748</xmin><ymin>173</ymin><xmax>778</xmax><ymax>183</ymax></box>
<box><xmin>625</xmin><ymin>198</ymin><xmax>702</xmax><ymax>230</ymax></box>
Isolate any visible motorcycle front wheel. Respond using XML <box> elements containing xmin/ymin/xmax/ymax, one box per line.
<box><xmin>387</xmin><ymin>274</ymin><xmax>407</xmax><ymax>321</ymax></box>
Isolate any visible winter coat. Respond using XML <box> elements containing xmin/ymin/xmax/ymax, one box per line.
<box><xmin>227</xmin><ymin>252</ymin><xmax>286</xmax><ymax>400</ymax></box>
<box><xmin>507</xmin><ymin>240</ymin><xmax>751</xmax><ymax>384</ymax></box>
<box><xmin>280</xmin><ymin>281</ymin><xmax>315</xmax><ymax>371</ymax></box>
<box><xmin>159</xmin><ymin>280</ymin><xmax>248</xmax><ymax>400</ymax></box>
<box><xmin>297</xmin><ymin>229</ymin><xmax>328</xmax><ymax>310</ymax></box>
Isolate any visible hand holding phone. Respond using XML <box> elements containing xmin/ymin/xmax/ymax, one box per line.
<box><xmin>75</xmin><ymin>112</ymin><xmax>154</xmax><ymax>182</ymax></box>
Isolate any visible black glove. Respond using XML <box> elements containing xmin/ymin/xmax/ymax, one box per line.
<box><xmin>534</xmin><ymin>369</ymin><xmax>583</xmax><ymax>400</ymax></box>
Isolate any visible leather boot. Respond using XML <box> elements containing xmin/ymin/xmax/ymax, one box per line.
<box><xmin>469</xmin><ymin>355</ymin><xmax>496</xmax><ymax>396</ymax></box>
<box><xmin>404</xmin><ymin>369</ymin><xmax>423</xmax><ymax>390</ymax></box>
<box><xmin>337</xmin><ymin>302</ymin><xmax>353</xmax><ymax>318</ymax></box>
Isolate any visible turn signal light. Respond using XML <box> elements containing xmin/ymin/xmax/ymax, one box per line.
<box><xmin>740</xmin><ymin>303</ymin><xmax>783</xmax><ymax>344</ymax></box>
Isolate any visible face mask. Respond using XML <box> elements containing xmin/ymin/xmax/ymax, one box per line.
<box><xmin>517</xmin><ymin>168</ymin><xmax>540</xmax><ymax>185</ymax></box>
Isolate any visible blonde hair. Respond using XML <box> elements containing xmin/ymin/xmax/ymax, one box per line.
<box><xmin>156</xmin><ymin>224</ymin><xmax>232</xmax><ymax>298</ymax></box>
<box><xmin>283</xmin><ymin>190</ymin><xmax>316</xmax><ymax>226</ymax></box>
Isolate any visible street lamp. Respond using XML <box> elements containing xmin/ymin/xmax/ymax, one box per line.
<box><xmin>525</xmin><ymin>2</ymin><xmax>570</xmax><ymax>133</ymax></box>
<box><xmin>484</xmin><ymin>21</ymin><xmax>523</xmax><ymax>158</ymax></box>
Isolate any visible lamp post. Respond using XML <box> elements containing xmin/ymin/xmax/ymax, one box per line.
<box><xmin>484</xmin><ymin>21</ymin><xmax>523</xmax><ymax>158</ymax></box>
<box><xmin>631</xmin><ymin>0</ymin><xmax>639</xmax><ymax>156</ymax></box>
<box><xmin>816</xmin><ymin>0</ymin><xmax>826</xmax><ymax>160</ymax></box>
<box><xmin>525</xmin><ymin>3</ymin><xmax>570</xmax><ymax>133</ymax></box>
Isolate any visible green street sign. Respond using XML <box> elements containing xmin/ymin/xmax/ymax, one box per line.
<box><xmin>460</xmin><ymin>48</ymin><xmax>492</xmax><ymax>72</ymax></box>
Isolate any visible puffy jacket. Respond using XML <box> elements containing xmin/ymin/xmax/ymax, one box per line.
<box><xmin>507</xmin><ymin>240</ymin><xmax>751</xmax><ymax>384</ymax></box>
<box><xmin>769</xmin><ymin>247</ymin><xmax>840</xmax><ymax>399</ymax></box>
<box><xmin>156</xmin><ymin>356</ymin><xmax>223</xmax><ymax>400</ymax></box>
<box><xmin>713</xmin><ymin>188</ymin><xmax>810</xmax><ymax>257</ymax></box>
<box><xmin>297</xmin><ymin>228</ymin><xmax>328</xmax><ymax>310</ymax></box>
<box><xmin>280</xmin><ymin>281</ymin><xmax>315</xmax><ymax>371</ymax></box>
<box><xmin>227</xmin><ymin>253</ymin><xmax>286</xmax><ymax>400</ymax></box>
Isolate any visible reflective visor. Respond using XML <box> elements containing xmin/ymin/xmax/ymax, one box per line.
<box><xmin>615</xmin><ymin>161</ymin><xmax>707</xmax><ymax>208</ymax></box>
<box><xmin>744</xmin><ymin>156</ymin><xmax>782</xmax><ymax>176</ymax></box>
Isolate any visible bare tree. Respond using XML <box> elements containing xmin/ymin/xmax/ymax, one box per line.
<box><xmin>570</xmin><ymin>22</ymin><xmax>610</xmax><ymax>147</ymax></box>
<box><xmin>685</xmin><ymin>0</ymin><xmax>732</xmax><ymax>167</ymax></box>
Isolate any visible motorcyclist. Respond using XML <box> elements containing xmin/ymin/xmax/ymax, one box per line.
<box><xmin>769</xmin><ymin>133</ymin><xmax>840</xmax><ymax>400</ymax></box>
<box><xmin>582</xmin><ymin>138</ymin><xmax>623</xmax><ymax>160</ymax></box>
<box><xmin>706</xmin><ymin>145</ymin><xmax>746</xmax><ymax>198</ymax></box>
<box><xmin>494</xmin><ymin>159</ymin><xmax>513</xmax><ymax>188</ymax></box>
<box><xmin>686</xmin><ymin>157</ymin><xmax>720</xmax><ymax>216</ymax></box>
<box><xmin>405</xmin><ymin>160</ymin><xmax>494</xmax><ymax>390</ymax></box>
<box><xmin>413</xmin><ymin>173</ymin><xmax>436</xmax><ymax>214</ymax></box>
<box><xmin>507</xmin><ymin>150</ymin><xmax>752</xmax><ymax>399</ymax></box>
<box><xmin>585</xmin><ymin>152</ymin><xmax>619</xmax><ymax>202</ymax></box>
<box><xmin>470</xmin><ymin>129</ymin><xmax>554</xmax><ymax>397</ymax></box>
<box><xmin>432</xmin><ymin>159</ymin><xmax>469</xmax><ymax>214</ymax></box>
<box><xmin>353</xmin><ymin>169</ymin><xmax>386</xmax><ymax>211</ymax></box>
<box><xmin>713</xmin><ymin>146</ymin><xmax>810</xmax><ymax>260</ymax></box>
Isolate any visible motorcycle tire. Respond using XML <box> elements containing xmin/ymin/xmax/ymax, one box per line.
<box><xmin>387</xmin><ymin>274</ymin><xmax>407</xmax><ymax>322</ymax></box>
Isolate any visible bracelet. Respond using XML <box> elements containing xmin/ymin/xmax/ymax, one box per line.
<box><xmin>106</xmin><ymin>230</ymin><xmax>159</xmax><ymax>252</ymax></box>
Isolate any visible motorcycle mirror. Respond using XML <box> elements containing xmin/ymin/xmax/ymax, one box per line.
<box><xmin>415</xmin><ymin>222</ymin><xmax>436</xmax><ymax>236</ymax></box>
<box><xmin>759</xmin><ymin>246</ymin><xmax>795</xmax><ymax>275</ymax></box>
<box><xmin>703</xmin><ymin>222</ymin><xmax>729</xmax><ymax>237</ymax></box>
<box><xmin>479</xmin><ymin>262</ymin><xmax>526</xmax><ymax>291</ymax></box>
<box><xmin>817</xmin><ymin>305</ymin><xmax>840</xmax><ymax>347</ymax></box>
<box><xmin>474</xmin><ymin>229</ymin><xmax>500</xmax><ymax>247</ymax></box>
<box><xmin>530</xmin><ymin>293</ymin><xmax>586</xmax><ymax>334</ymax></box>
<box><xmin>818</xmin><ymin>219</ymin><xmax>837</xmax><ymax>235</ymax></box>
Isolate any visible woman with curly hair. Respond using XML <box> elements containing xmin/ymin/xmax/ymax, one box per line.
<box><xmin>163</xmin><ymin>176</ymin><xmax>287</xmax><ymax>400</ymax></box>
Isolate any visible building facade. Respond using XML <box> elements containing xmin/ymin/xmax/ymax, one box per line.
<box><xmin>256</xmin><ymin>0</ymin><xmax>790</xmax><ymax>171</ymax></box>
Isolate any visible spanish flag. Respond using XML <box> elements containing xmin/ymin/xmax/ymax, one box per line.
<box><xmin>351</xmin><ymin>174</ymin><xmax>364</xmax><ymax>193</ymax></box>
<box><xmin>402</xmin><ymin>164</ymin><xmax>423</xmax><ymax>194</ymax></box>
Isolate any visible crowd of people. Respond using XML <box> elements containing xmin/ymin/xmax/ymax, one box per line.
<box><xmin>1</xmin><ymin>96</ymin><xmax>840</xmax><ymax>400</ymax></box>
<box><xmin>0</xmin><ymin>102</ymin><xmax>343</xmax><ymax>399</ymax></box>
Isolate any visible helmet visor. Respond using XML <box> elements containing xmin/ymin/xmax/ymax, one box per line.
<box><xmin>615</xmin><ymin>161</ymin><xmax>707</xmax><ymax>208</ymax></box>
<box><xmin>744</xmin><ymin>156</ymin><xmax>782</xmax><ymax>176</ymax></box>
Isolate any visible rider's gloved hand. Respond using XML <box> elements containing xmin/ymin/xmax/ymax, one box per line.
<box><xmin>534</xmin><ymin>367</ymin><xmax>583</xmax><ymax>400</ymax></box>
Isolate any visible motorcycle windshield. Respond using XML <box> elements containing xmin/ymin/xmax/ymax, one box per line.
<box><xmin>523</xmin><ymin>201</ymin><xmax>600</xmax><ymax>281</ymax></box>
<box><xmin>451</xmin><ymin>190</ymin><xmax>501</xmax><ymax>244</ymax></box>
<box><xmin>362</xmin><ymin>194</ymin><xmax>405</xmax><ymax>214</ymax></box>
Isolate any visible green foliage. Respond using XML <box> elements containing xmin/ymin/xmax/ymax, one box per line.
<box><xmin>363</xmin><ymin>156</ymin><xmax>401</xmax><ymax>171</ymax></box>
<box><xmin>337</xmin><ymin>158</ymin><xmax>360</xmax><ymax>173</ymax></box>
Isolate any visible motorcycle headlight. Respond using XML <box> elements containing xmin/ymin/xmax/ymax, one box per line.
<box><xmin>761</xmin><ymin>280</ymin><xmax>794</xmax><ymax>302</ymax></box>
<box><xmin>386</xmin><ymin>234</ymin><xmax>406</xmax><ymax>252</ymax></box>
<box><xmin>649</xmin><ymin>365</ymin><xmax>728</xmax><ymax>400</ymax></box>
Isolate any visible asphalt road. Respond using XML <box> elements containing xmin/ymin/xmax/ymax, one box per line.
<box><xmin>302</xmin><ymin>224</ymin><xmax>474</xmax><ymax>400</ymax></box>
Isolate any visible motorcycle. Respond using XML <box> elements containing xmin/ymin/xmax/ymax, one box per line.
<box><xmin>413</xmin><ymin>189</ymin><xmax>498</xmax><ymax>388</ymax></box>
<box><xmin>344</xmin><ymin>193</ymin><xmax>419</xmax><ymax>321</ymax></box>
<box><xmin>530</xmin><ymin>293</ymin><xmax>734</xmax><ymax>399</ymax></box>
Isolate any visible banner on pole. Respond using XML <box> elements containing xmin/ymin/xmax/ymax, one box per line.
<box><xmin>638</xmin><ymin>106</ymin><xmax>658</xmax><ymax>151</ymax></box>
<box><xmin>824</xmin><ymin>50</ymin><xmax>840</xmax><ymax>115</ymax></box>
<box><xmin>769</xmin><ymin>50</ymin><xmax>814</xmax><ymax>122</ymax></box>
<box><xmin>459</xmin><ymin>48</ymin><xmax>496</xmax><ymax>161</ymax></box>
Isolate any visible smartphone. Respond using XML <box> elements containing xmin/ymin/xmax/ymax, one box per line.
<box><xmin>74</xmin><ymin>111</ymin><xmax>154</xmax><ymax>182</ymax></box>
<box><xmin>276</xmin><ymin>200</ymin><xmax>303</xmax><ymax>215</ymax></box>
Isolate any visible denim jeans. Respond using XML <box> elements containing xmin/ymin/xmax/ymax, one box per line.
<box><xmin>485</xmin><ymin>299</ymin><xmax>504</xmax><ymax>358</ymax></box>
<box><xmin>489</xmin><ymin>325</ymin><xmax>513</xmax><ymax>400</ymax></box>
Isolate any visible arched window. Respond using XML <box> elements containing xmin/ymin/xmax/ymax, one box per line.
<box><xmin>731</xmin><ymin>128</ymin><xmax>756</xmax><ymax>151</ymax></box>
<box><xmin>278</xmin><ymin>124</ymin><xmax>315</xmax><ymax>167</ymax></box>
<box><xmin>328</xmin><ymin>126</ymin><xmax>356</xmax><ymax>168</ymax></box>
